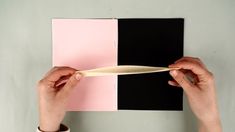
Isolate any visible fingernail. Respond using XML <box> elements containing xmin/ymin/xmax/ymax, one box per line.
<box><xmin>75</xmin><ymin>73</ymin><xmax>82</xmax><ymax>80</ymax></box>
<box><xmin>170</xmin><ymin>70</ymin><xmax>177</xmax><ymax>77</ymax></box>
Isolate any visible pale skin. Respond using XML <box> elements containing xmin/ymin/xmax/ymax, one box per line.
<box><xmin>37</xmin><ymin>57</ymin><xmax>222</xmax><ymax>132</ymax></box>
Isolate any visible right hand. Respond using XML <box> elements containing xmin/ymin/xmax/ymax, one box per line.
<box><xmin>168</xmin><ymin>57</ymin><xmax>222</xmax><ymax>132</ymax></box>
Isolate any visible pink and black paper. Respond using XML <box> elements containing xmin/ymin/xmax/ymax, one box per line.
<box><xmin>52</xmin><ymin>18</ymin><xmax>184</xmax><ymax>111</ymax></box>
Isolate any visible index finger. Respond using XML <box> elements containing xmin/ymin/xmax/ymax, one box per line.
<box><xmin>43</xmin><ymin>67</ymin><xmax>77</xmax><ymax>82</ymax></box>
<box><xmin>169</xmin><ymin>59</ymin><xmax>210</xmax><ymax>80</ymax></box>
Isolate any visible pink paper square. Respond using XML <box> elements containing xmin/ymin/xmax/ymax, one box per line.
<box><xmin>52</xmin><ymin>19</ymin><xmax>117</xmax><ymax>111</ymax></box>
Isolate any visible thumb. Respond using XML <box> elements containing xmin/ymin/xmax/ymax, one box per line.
<box><xmin>169</xmin><ymin>70</ymin><xmax>195</xmax><ymax>95</ymax></box>
<box><xmin>60</xmin><ymin>72</ymin><xmax>82</xmax><ymax>97</ymax></box>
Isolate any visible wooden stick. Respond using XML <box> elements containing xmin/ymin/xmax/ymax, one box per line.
<box><xmin>76</xmin><ymin>65</ymin><xmax>180</xmax><ymax>77</ymax></box>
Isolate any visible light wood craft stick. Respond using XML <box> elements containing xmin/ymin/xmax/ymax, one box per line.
<box><xmin>76</xmin><ymin>65</ymin><xmax>180</xmax><ymax>77</ymax></box>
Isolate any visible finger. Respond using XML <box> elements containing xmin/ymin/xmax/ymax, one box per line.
<box><xmin>58</xmin><ymin>72</ymin><xmax>83</xmax><ymax>98</ymax></box>
<box><xmin>168</xmin><ymin>80</ymin><xmax>181</xmax><ymax>87</ymax></box>
<box><xmin>174</xmin><ymin>56</ymin><xmax>190</xmax><ymax>64</ymax></box>
<box><xmin>170</xmin><ymin>70</ymin><xmax>196</xmax><ymax>95</ymax></box>
<box><xmin>44</xmin><ymin>67</ymin><xmax>77</xmax><ymax>83</ymax></box>
<box><xmin>55</xmin><ymin>75</ymin><xmax>71</xmax><ymax>87</ymax></box>
<box><xmin>173</xmin><ymin>57</ymin><xmax>206</xmax><ymax>69</ymax></box>
<box><xmin>174</xmin><ymin>56</ymin><xmax>198</xmax><ymax>63</ymax></box>
<box><xmin>169</xmin><ymin>60</ymin><xmax>210</xmax><ymax>81</ymax></box>
<box><xmin>55</xmin><ymin>79</ymin><xmax>69</xmax><ymax>88</ymax></box>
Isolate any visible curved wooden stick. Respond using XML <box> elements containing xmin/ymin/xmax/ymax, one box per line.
<box><xmin>76</xmin><ymin>65</ymin><xmax>180</xmax><ymax>77</ymax></box>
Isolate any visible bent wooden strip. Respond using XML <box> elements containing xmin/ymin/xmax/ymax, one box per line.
<box><xmin>77</xmin><ymin>65</ymin><xmax>179</xmax><ymax>77</ymax></box>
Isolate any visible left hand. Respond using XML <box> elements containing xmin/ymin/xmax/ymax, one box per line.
<box><xmin>37</xmin><ymin>67</ymin><xmax>82</xmax><ymax>131</ymax></box>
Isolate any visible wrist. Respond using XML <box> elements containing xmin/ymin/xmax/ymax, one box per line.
<box><xmin>39</xmin><ymin>114</ymin><xmax>61</xmax><ymax>132</ymax></box>
<box><xmin>39</xmin><ymin>122</ymin><xmax>60</xmax><ymax>132</ymax></box>
<box><xmin>39</xmin><ymin>107</ymin><xmax>65</xmax><ymax>131</ymax></box>
<box><xmin>198</xmin><ymin>117</ymin><xmax>222</xmax><ymax>132</ymax></box>
<box><xmin>38</xmin><ymin>124</ymin><xmax>69</xmax><ymax>132</ymax></box>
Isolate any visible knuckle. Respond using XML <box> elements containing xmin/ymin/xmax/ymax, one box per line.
<box><xmin>205</xmin><ymin>71</ymin><xmax>214</xmax><ymax>82</ymax></box>
<box><xmin>207</xmin><ymin>71</ymin><xmax>214</xmax><ymax>80</ymax></box>
<box><xmin>51</xmin><ymin>66</ymin><xmax>65</xmax><ymax>73</ymax></box>
<box><xmin>183</xmin><ymin>56</ymin><xmax>190</xmax><ymax>59</ymax></box>
<box><xmin>185</xmin><ymin>56</ymin><xmax>195</xmax><ymax>60</ymax></box>
<box><xmin>175</xmin><ymin>74</ymin><xmax>184</xmax><ymax>84</ymax></box>
<box><xmin>37</xmin><ymin>79</ymin><xmax>45</xmax><ymax>90</ymax></box>
<box><xmin>37</xmin><ymin>79</ymin><xmax>53</xmax><ymax>89</ymax></box>
<box><xmin>184</xmin><ymin>59</ymin><xmax>199</xmax><ymax>66</ymax></box>
<box><xmin>191</xmin><ymin>60</ymin><xmax>202</xmax><ymax>68</ymax></box>
<box><xmin>184</xmin><ymin>57</ymin><xmax>202</xmax><ymax>63</ymax></box>
<box><xmin>180</xmin><ymin>76</ymin><xmax>188</xmax><ymax>85</ymax></box>
<box><xmin>194</xmin><ymin>57</ymin><xmax>201</xmax><ymax>61</ymax></box>
<box><xmin>62</xmin><ymin>66</ymin><xmax>71</xmax><ymax>69</ymax></box>
<box><xmin>194</xmin><ymin>57</ymin><xmax>204</xmax><ymax>65</ymax></box>
<box><xmin>38</xmin><ymin>79</ymin><xmax>44</xmax><ymax>86</ymax></box>
<box><xmin>179</xmin><ymin>78</ymin><xmax>184</xmax><ymax>85</ymax></box>
<box><xmin>52</xmin><ymin>66</ymin><xmax>60</xmax><ymax>70</ymax></box>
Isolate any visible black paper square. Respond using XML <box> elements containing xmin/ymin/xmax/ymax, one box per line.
<box><xmin>118</xmin><ymin>18</ymin><xmax>184</xmax><ymax>110</ymax></box>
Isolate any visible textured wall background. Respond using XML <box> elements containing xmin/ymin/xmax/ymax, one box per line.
<box><xmin>0</xmin><ymin>0</ymin><xmax>234</xmax><ymax>131</ymax></box>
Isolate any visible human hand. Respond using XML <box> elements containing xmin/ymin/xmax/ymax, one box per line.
<box><xmin>37</xmin><ymin>67</ymin><xmax>82</xmax><ymax>131</ymax></box>
<box><xmin>168</xmin><ymin>57</ymin><xmax>222</xmax><ymax>132</ymax></box>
